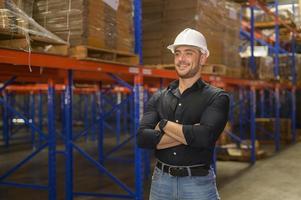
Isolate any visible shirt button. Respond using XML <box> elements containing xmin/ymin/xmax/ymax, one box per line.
<box><xmin>179</xmin><ymin>103</ymin><xmax>182</xmax><ymax>106</ymax></box>
<box><xmin>176</xmin><ymin>120</ymin><xmax>179</xmax><ymax>123</ymax></box>
<box><xmin>173</xmin><ymin>152</ymin><xmax>177</xmax><ymax>155</ymax></box>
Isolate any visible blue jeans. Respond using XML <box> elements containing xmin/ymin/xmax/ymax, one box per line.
<box><xmin>149</xmin><ymin>166</ymin><xmax>220</xmax><ymax>200</ymax></box>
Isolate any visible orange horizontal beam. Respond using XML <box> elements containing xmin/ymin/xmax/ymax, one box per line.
<box><xmin>142</xmin><ymin>67</ymin><xmax>177</xmax><ymax>79</ymax></box>
<box><xmin>0</xmin><ymin>49</ymin><xmax>297</xmax><ymax>90</ymax></box>
<box><xmin>5</xmin><ymin>84</ymin><xmax>134</xmax><ymax>94</ymax></box>
<box><xmin>6</xmin><ymin>84</ymin><xmax>64</xmax><ymax>91</ymax></box>
<box><xmin>0</xmin><ymin>49</ymin><xmax>139</xmax><ymax>75</ymax></box>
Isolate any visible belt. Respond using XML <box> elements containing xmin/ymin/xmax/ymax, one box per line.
<box><xmin>156</xmin><ymin>161</ymin><xmax>209</xmax><ymax>177</ymax></box>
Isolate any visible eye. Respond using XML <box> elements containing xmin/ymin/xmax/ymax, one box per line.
<box><xmin>185</xmin><ymin>51</ymin><xmax>193</xmax><ymax>56</ymax></box>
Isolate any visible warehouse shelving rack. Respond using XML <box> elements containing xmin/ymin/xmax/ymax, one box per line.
<box><xmin>3</xmin><ymin>84</ymin><xmax>134</xmax><ymax>148</ymax></box>
<box><xmin>234</xmin><ymin>0</ymin><xmax>298</xmax><ymax>164</ymax></box>
<box><xmin>0</xmin><ymin>50</ymin><xmax>148</xmax><ymax>200</ymax></box>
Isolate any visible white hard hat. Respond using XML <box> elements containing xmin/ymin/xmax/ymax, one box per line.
<box><xmin>167</xmin><ymin>28</ymin><xmax>210</xmax><ymax>57</ymax></box>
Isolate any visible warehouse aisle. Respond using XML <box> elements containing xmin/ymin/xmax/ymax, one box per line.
<box><xmin>217</xmin><ymin>142</ymin><xmax>301</xmax><ymax>200</ymax></box>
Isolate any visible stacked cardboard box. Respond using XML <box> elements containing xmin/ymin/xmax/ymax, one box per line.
<box><xmin>0</xmin><ymin>0</ymin><xmax>33</xmax><ymax>33</ymax></box>
<box><xmin>33</xmin><ymin>0</ymin><xmax>134</xmax><ymax>52</ymax></box>
<box><xmin>256</xmin><ymin>118</ymin><xmax>292</xmax><ymax>142</ymax></box>
<box><xmin>241</xmin><ymin>55</ymin><xmax>293</xmax><ymax>81</ymax></box>
<box><xmin>142</xmin><ymin>0</ymin><xmax>241</xmax><ymax>68</ymax></box>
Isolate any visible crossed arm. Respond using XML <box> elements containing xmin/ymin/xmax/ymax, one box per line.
<box><xmin>136</xmin><ymin>92</ymin><xmax>229</xmax><ymax>150</ymax></box>
<box><xmin>155</xmin><ymin>121</ymin><xmax>186</xmax><ymax>149</ymax></box>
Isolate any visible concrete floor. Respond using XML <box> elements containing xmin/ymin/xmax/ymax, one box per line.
<box><xmin>217</xmin><ymin>142</ymin><xmax>301</xmax><ymax>200</ymax></box>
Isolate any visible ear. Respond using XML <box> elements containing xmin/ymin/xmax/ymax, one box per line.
<box><xmin>199</xmin><ymin>54</ymin><xmax>207</xmax><ymax>65</ymax></box>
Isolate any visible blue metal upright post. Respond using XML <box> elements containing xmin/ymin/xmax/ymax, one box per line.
<box><xmin>97</xmin><ymin>83</ymin><xmax>104</xmax><ymax>164</ymax></box>
<box><xmin>291</xmin><ymin>2</ymin><xmax>297</xmax><ymax>84</ymax></box>
<box><xmin>250</xmin><ymin>1</ymin><xmax>256</xmax><ymax>75</ymax></box>
<box><xmin>65</xmin><ymin>70</ymin><xmax>73</xmax><ymax>200</ymax></box>
<box><xmin>38</xmin><ymin>92</ymin><xmax>43</xmax><ymax>147</ymax></box>
<box><xmin>274</xmin><ymin>0</ymin><xmax>280</xmax><ymax>80</ymax></box>
<box><xmin>2</xmin><ymin>91</ymin><xmax>9</xmax><ymax>147</ymax></box>
<box><xmin>275</xmin><ymin>84</ymin><xmax>281</xmax><ymax>151</ymax></box>
<box><xmin>29</xmin><ymin>92</ymin><xmax>36</xmax><ymax>148</ymax></box>
<box><xmin>123</xmin><ymin>94</ymin><xmax>128</xmax><ymax>134</ymax></box>
<box><xmin>25</xmin><ymin>95</ymin><xmax>29</xmax><ymax>126</ymax></box>
<box><xmin>134</xmin><ymin>75</ymin><xmax>143</xmax><ymax>200</ymax></box>
<box><xmin>116</xmin><ymin>92</ymin><xmax>121</xmax><ymax>144</ymax></box>
<box><xmin>61</xmin><ymin>92</ymin><xmax>65</xmax><ymax>136</ymax></box>
<box><xmin>134</xmin><ymin>0</ymin><xmax>142</xmax><ymax>64</ymax></box>
<box><xmin>130</xmin><ymin>94</ymin><xmax>134</xmax><ymax>136</ymax></box>
<box><xmin>84</xmin><ymin>95</ymin><xmax>89</xmax><ymax>141</ymax></box>
<box><xmin>47</xmin><ymin>80</ymin><xmax>56</xmax><ymax>200</ymax></box>
<box><xmin>134</xmin><ymin>0</ymin><xmax>143</xmax><ymax>197</ymax></box>
<box><xmin>8</xmin><ymin>94</ymin><xmax>14</xmax><ymax>138</ymax></box>
<box><xmin>91</xmin><ymin>94</ymin><xmax>96</xmax><ymax>141</ymax></box>
<box><xmin>250</xmin><ymin>87</ymin><xmax>256</xmax><ymax>164</ymax></box>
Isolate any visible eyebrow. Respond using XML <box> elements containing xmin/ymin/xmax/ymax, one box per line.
<box><xmin>175</xmin><ymin>49</ymin><xmax>198</xmax><ymax>53</ymax></box>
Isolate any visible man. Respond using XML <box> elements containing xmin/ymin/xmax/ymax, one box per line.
<box><xmin>137</xmin><ymin>28</ymin><xmax>229</xmax><ymax>200</ymax></box>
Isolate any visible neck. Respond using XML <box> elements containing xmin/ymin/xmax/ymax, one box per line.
<box><xmin>178</xmin><ymin>75</ymin><xmax>200</xmax><ymax>94</ymax></box>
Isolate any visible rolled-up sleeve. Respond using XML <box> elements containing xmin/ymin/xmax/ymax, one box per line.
<box><xmin>136</xmin><ymin>92</ymin><xmax>162</xmax><ymax>149</ymax></box>
<box><xmin>183</xmin><ymin>93</ymin><xmax>230</xmax><ymax>149</ymax></box>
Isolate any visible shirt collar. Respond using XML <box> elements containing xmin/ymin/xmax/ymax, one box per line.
<box><xmin>168</xmin><ymin>79</ymin><xmax>206</xmax><ymax>91</ymax></box>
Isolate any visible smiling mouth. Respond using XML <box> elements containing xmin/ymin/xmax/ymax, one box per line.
<box><xmin>177</xmin><ymin>64</ymin><xmax>189</xmax><ymax>68</ymax></box>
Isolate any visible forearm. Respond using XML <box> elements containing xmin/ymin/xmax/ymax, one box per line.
<box><xmin>156</xmin><ymin>134</ymin><xmax>182</xmax><ymax>149</ymax></box>
<box><xmin>162</xmin><ymin>121</ymin><xmax>187</xmax><ymax>145</ymax></box>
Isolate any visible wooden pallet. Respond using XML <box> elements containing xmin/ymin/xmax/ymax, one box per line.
<box><xmin>145</xmin><ymin>63</ymin><xmax>242</xmax><ymax>79</ymax></box>
<box><xmin>217</xmin><ymin>143</ymin><xmax>266</xmax><ymax>162</ymax></box>
<box><xmin>146</xmin><ymin>63</ymin><xmax>242</xmax><ymax>77</ymax></box>
<box><xmin>0</xmin><ymin>34</ymin><xmax>69</xmax><ymax>56</ymax></box>
<box><xmin>217</xmin><ymin>148</ymin><xmax>266</xmax><ymax>162</ymax></box>
<box><xmin>145</xmin><ymin>64</ymin><xmax>175</xmax><ymax>70</ymax></box>
<box><xmin>202</xmin><ymin>64</ymin><xmax>241</xmax><ymax>78</ymax></box>
<box><xmin>255</xmin><ymin>19</ymin><xmax>293</xmax><ymax>29</ymax></box>
<box><xmin>0</xmin><ymin>28</ymin><xmax>25</xmax><ymax>40</ymax></box>
<box><xmin>70</xmin><ymin>45</ymin><xmax>139</xmax><ymax>65</ymax></box>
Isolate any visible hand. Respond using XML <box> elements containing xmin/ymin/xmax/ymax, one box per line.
<box><xmin>159</xmin><ymin>119</ymin><xmax>168</xmax><ymax>132</ymax></box>
<box><xmin>155</xmin><ymin>119</ymin><xmax>168</xmax><ymax>133</ymax></box>
<box><xmin>155</xmin><ymin>122</ymin><xmax>160</xmax><ymax>131</ymax></box>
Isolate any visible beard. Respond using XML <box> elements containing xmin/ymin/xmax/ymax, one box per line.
<box><xmin>175</xmin><ymin>61</ymin><xmax>201</xmax><ymax>79</ymax></box>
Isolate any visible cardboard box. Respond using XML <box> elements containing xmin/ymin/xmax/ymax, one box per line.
<box><xmin>142</xmin><ymin>0</ymin><xmax>241</xmax><ymax>67</ymax></box>
<box><xmin>33</xmin><ymin>0</ymin><xmax>134</xmax><ymax>52</ymax></box>
<box><xmin>256</xmin><ymin>118</ymin><xmax>292</xmax><ymax>142</ymax></box>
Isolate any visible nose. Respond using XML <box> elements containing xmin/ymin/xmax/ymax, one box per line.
<box><xmin>176</xmin><ymin>53</ymin><xmax>185</xmax><ymax>62</ymax></box>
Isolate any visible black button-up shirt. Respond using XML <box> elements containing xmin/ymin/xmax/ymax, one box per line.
<box><xmin>137</xmin><ymin>79</ymin><xmax>229</xmax><ymax>166</ymax></box>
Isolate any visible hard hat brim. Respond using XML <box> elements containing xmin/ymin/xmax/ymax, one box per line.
<box><xmin>167</xmin><ymin>44</ymin><xmax>210</xmax><ymax>58</ymax></box>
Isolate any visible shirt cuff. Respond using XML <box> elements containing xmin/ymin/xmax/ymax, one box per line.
<box><xmin>138</xmin><ymin>129</ymin><xmax>163</xmax><ymax>149</ymax></box>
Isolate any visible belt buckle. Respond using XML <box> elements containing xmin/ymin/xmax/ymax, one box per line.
<box><xmin>168</xmin><ymin>166</ymin><xmax>173</xmax><ymax>176</ymax></box>
<box><xmin>169</xmin><ymin>167</ymin><xmax>185</xmax><ymax>177</ymax></box>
